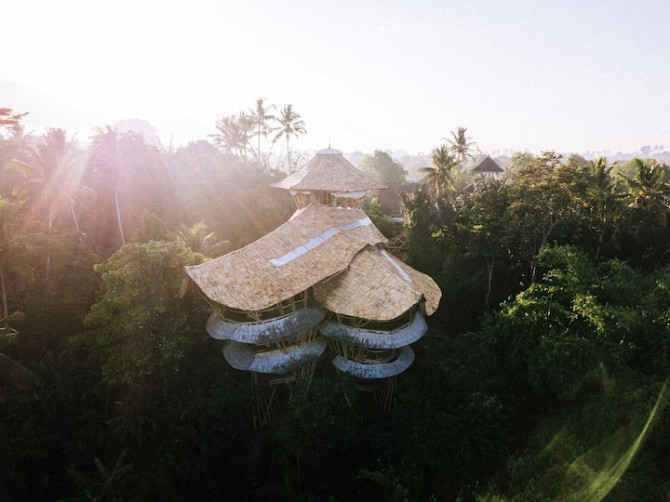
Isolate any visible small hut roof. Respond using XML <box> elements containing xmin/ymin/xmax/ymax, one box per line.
<box><xmin>320</xmin><ymin>311</ymin><xmax>427</xmax><ymax>349</ymax></box>
<box><xmin>186</xmin><ymin>204</ymin><xmax>387</xmax><ymax>311</ymax></box>
<box><xmin>471</xmin><ymin>155</ymin><xmax>504</xmax><ymax>173</ymax></box>
<box><xmin>222</xmin><ymin>336</ymin><xmax>328</xmax><ymax>374</ymax></box>
<box><xmin>206</xmin><ymin>307</ymin><xmax>326</xmax><ymax>344</ymax></box>
<box><xmin>313</xmin><ymin>246</ymin><xmax>441</xmax><ymax>321</ymax></box>
<box><xmin>272</xmin><ymin>148</ymin><xmax>386</xmax><ymax>192</ymax></box>
<box><xmin>332</xmin><ymin>346</ymin><xmax>415</xmax><ymax>379</ymax></box>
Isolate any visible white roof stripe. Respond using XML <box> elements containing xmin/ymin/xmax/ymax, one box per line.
<box><xmin>381</xmin><ymin>249</ymin><xmax>412</xmax><ymax>282</ymax></box>
<box><xmin>270</xmin><ymin>218</ymin><xmax>373</xmax><ymax>267</ymax></box>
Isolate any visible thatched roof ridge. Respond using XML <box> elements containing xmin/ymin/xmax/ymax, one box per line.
<box><xmin>320</xmin><ymin>311</ymin><xmax>427</xmax><ymax>349</ymax></box>
<box><xmin>186</xmin><ymin>204</ymin><xmax>387</xmax><ymax>311</ymax></box>
<box><xmin>313</xmin><ymin>246</ymin><xmax>441</xmax><ymax>321</ymax></box>
<box><xmin>332</xmin><ymin>346</ymin><xmax>415</xmax><ymax>379</ymax></box>
<box><xmin>206</xmin><ymin>307</ymin><xmax>326</xmax><ymax>344</ymax></box>
<box><xmin>272</xmin><ymin>148</ymin><xmax>386</xmax><ymax>192</ymax></box>
<box><xmin>222</xmin><ymin>336</ymin><xmax>328</xmax><ymax>374</ymax></box>
<box><xmin>471</xmin><ymin>155</ymin><xmax>503</xmax><ymax>173</ymax></box>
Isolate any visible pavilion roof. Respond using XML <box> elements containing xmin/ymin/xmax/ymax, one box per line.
<box><xmin>272</xmin><ymin>148</ymin><xmax>386</xmax><ymax>193</ymax></box>
<box><xmin>313</xmin><ymin>245</ymin><xmax>441</xmax><ymax>321</ymax></box>
<box><xmin>186</xmin><ymin>204</ymin><xmax>387</xmax><ymax>311</ymax></box>
<box><xmin>471</xmin><ymin>155</ymin><xmax>504</xmax><ymax>173</ymax></box>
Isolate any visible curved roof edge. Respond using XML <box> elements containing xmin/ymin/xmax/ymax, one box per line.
<box><xmin>332</xmin><ymin>346</ymin><xmax>415</xmax><ymax>379</ymax></box>
<box><xmin>320</xmin><ymin>311</ymin><xmax>427</xmax><ymax>349</ymax></box>
<box><xmin>222</xmin><ymin>336</ymin><xmax>328</xmax><ymax>374</ymax></box>
<box><xmin>206</xmin><ymin>307</ymin><xmax>326</xmax><ymax>344</ymax></box>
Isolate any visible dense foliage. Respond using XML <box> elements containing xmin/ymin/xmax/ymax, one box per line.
<box><xmin>1</xmin><ymin>110</ymin><xmax>669</xmax><ymax>501</ymax></box>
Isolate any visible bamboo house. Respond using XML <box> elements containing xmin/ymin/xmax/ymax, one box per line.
<box><xmin>186</xmin><ymin>148</ymin><xmax>441</xmax><ymax>390</ymax></box>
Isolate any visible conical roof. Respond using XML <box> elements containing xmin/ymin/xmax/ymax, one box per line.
<box><xmin>313</xmin><ymin>245</ymin><xmax>441</xmax><ymax>321</ymax></box>
<box><xmin>272</xmin><ymin>148</ymin><xmax>386</xmax><ymax>192</ymax></box>
<box><xmin>186</xmin><ymin>204</ymin><xmax>387</xmax><ymax>311</ymax></box>
<box><xmin>471</xmin><ymin>155</ymin><xmax>503</xmax><ymax>173</ymax></box>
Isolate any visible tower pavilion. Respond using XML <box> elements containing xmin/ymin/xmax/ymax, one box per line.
<box><xmin>186</xmin><ymin>148</ymin><xmax>441</xmax><ymax>392</ymax></box>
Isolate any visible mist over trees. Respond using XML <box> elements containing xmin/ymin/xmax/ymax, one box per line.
<box><xmin>1</xmin><ymin>106</ymin><xmax>670</xmax><ymax>501</ymax></box>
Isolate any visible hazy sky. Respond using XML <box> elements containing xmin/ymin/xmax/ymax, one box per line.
<box><xmin>2</xmin><ymin>0</ymin><xmax>669</xmax><ymax>155</ymax></box>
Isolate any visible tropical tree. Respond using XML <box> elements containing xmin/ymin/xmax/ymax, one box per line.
<box><xmin>273</xmin><ymin>104</ymin><xmax>306</xmax><ymax>171</ymax></box>
<box><xmin>249</xmin><ymin>98</ymin><xmax>276</xmax><ymax>165</ymax></box>
<box><xmin>504</xmin><ymin>151</ymin><xmax>579</xmax><ymax>282</ymax></box>
<box><xmin>620</xmin><ymin>158</ymin><xmax>670</xmax><ymax>211</ymax></box>
<box><xmin>463</xmin><ymin>181</ymin><xmax>511</xmax><ymax>306</ymax></box>
<box><xmin>0</xmin><ymin>110</ymin><xmax>32</xmax><ymax>200</ymax></box>
<box><xmin>211</xmin><ymin>113</ymin><xmax>254</xmax><ymax>160</ymax></box>
<box><xmin>177</xmin><ymin>221</ymin><xmax>231</xmax><ymax>258</ymax></box>
<box><xmin>445</xmin><ymin>126</ymin><xmax>475</xmax><ymax>163</ymax></box>
<box><xmin>80</xmin><ymin>240</ymin><xmax>203</xmax><ymax>399</ymax></box>
<box><xmin>86</xmin><ymin>126</ymin><xmax>126</xmax><ymax>250</ymax></box>
<box><xmin>581</xmin><ymin>157</ymin><xmax>621</xmax><ymax>259</ymax></box>
<box><xmin>357</xmin><ymin>150</ymin><xmax>408</xmax><ymax>185</ymax></box>
<box><xmin>8</xmin><ymin>128</ymin><xmax>89</xmax><ymax>277</ymax></box>
<box><xmin>0</xmin><ymin>198</ymin><xmax>39</xmax><ymax>320</ymax></box>
<box><xmin>417</xmin><ymin>145</ymin><xmax>460</xmax><ymax>199</ymax></box>
<box><xmin>618</xmin><ymin>158</ymin><xmax>670</xmax><ymax>268</ymax></box>
<box><xmin>0</xmin><ymin>108</ymin><xmax>28</xmax><ymax>137</ymax></box>
<box><xmin>10</xmin><ymin>128</ymin><xmax>87</xmax><ymax>232</ymax></box>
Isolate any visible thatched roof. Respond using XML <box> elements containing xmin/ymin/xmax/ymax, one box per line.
<box><xmin>272</xmin><ymin>148</ymin><xmax>386</xmax><ymax>193</ymax></box>
<box><xmin>471</xmin><ymin>155</ymin><xmax>503</xmax><ymax>173</ymax></box>
<box><xmin>332</xmin><ymin>346</ymin><xmax>415</xmax><ymax>379</ymax></box>
<box><xmin>206</xmin><ymin>307</ymin><xmax>326</xmax><ymax>344</ymax></box>
<box><xmin>320</xmin><ymin>311</ymin><xmax>427</xmax><ymax>349</ymax></box>
<box><xmin>313</xmin><ymin>246</ymin><xmax>441</xmax><ymax>321</ymax></box>
<box><xmin>186</xmin><ymin>204</ymin><xmax>387</xmax><ymax>311</ymax></box>
<box><xmin>222</xmin><ymin>336</ymin><xmax>328</xmax><ymax>374</ymax></box>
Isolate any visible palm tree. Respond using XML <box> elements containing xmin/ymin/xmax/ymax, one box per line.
<box><xmin>9</xmin><ymin>129</ymin><xmax>89</xmax><ymax>276</ymax></box>
<box><xmin>88</xmin><ymin>126</ymin><xmax>127</xmax><ymax>248</ymax></box>
<box><xmin>11</xmin><ymin>129</ymin><xmax>87</xmax><ymax>232</ymax></box>
<box><xmin>0</xmin><ymin>108</ymin><xmax>28</xmax><ymax>138</ymax></box>
<box><xmin>418</xmin><ymin>145</ymin><xmax>460</xmax><ymax>199</ymax></box>
<box><xmin>620</xmin><ymin>158</ymin><xmax>670</xmax><ymax>209</ymax></box>
<box><xmin>211</xmin><ymin>113</ymin><xmax>253</xmax><ymax>160</ymax></box>
<box><xmin>584</xmin><ymin>157</ymin><xmax>619</xmax><ymax>259</ymax></box>
<box><xmin>178</xmin><ymin>221</ymin><xmax>230</xmax><ymax>258</ymax></box>
<box><xmin>211</xmin><ymin>116</ymin><xmax>236</xmax><ymax>155</ymax></box>
<box><xmin>445</xmin><ymin>127</ymin><xmax>475</xmax><ymax>163</ymax></box>
<box><xmin>0</xmin><ymin>323</ymin><xmax>41</xmax><ymax>402</ymax></box>
<box><xmin>273</xmin><ymin>104</ymin><xmax>306</xmax><ymax>171</ymax></box>
<box><xmin>0</xmin><ymin>198</ymin><xmax>41</xmax><ymax>319</ymax></box>
<box><xmin>249</xmin><ymin>98</ymin><xmax>276</xmax><ymax>164</ymax></box>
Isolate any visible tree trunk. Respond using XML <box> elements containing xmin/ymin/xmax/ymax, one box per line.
<box><xmin>485</xmin><ymin>256</ymin><xmax>494</xmax><ymax>306</ymax></box>
<box><xmin>1</xmin><ymin>266</ymin><xmax>7</xmax><ymax>321</ymax></box>
<box><xmin>68</xmin><ymin>202</ymin><xmax>82</xmax><ymax>236</ymax></box>
<box><xmin>541</xmin><ymin>214</ymin><xmax>558</xmax><ymax>248</ymax></box>
<box><xmin>286</xmin><ymin>135</ymin><xmax>291</xmax><ymax>172</ymax></box>
<box><xmin>45</xmin><ymin>208</ymin><xmax>53</xmax><ymax>280</ymax></box>
<box><xmin>114</xmin><ymin>189</ymin><xmax>126</xmax><ymax>246</ymax></box>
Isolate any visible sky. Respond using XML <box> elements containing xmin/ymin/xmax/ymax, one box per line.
<box><xmin>2</xmin><ymin>0</ymin><xmax>669</xmax><ymax>156</ymax></box>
